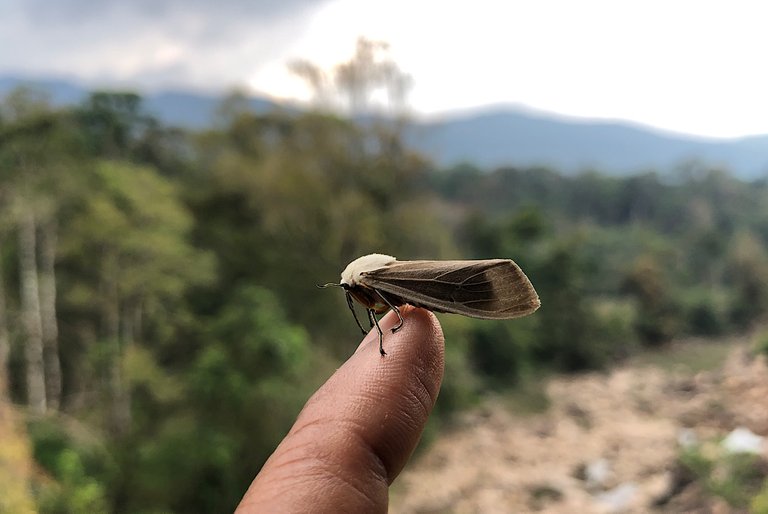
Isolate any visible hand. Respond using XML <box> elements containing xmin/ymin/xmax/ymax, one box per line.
<box><xmin>235</xmin><ymin>306</ymin><xmax>445</xmax><ymax>514</ymax></box>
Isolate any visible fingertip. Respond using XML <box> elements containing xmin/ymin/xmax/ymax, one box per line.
<box><xmin>237</xmin><ymin>307</ymin><xmax>445</xmax><ymax>513</ymax></box>
<box><xmin>386</xmin><ymin>306</ymin><xmax>445</xmax><ymax>399</ymax></box>
<box><xmin>343</xmin><ymin>306</ymin><xmax>445</xmax><ymax>479</ymax></box>
<box><xmin>356</xmin><ymin>307</ymin><xmax>444</xmax><ymax>364</ymax></box>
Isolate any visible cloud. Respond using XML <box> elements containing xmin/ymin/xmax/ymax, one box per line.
<box><xmin>20</xmin><ymin>0</ymin><xmax>330</xmax><ymax>25</ymax></box>
<box><xmin>1</xmin><ymin>0</ymin><xmax>334</xmax><ymax>91</ymax></box>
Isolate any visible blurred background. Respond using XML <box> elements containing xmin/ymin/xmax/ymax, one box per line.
<box><xmin>2</xmin><ymin>1</ymin><xmax>768</xmax><ymax>512</ymax></box>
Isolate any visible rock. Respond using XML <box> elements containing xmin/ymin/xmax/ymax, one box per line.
<box><xmin>677</xmin><ymin>427</ymin><xmax>698</xmax><ymax>449</ymax></box>
<box><xmin>594</xmin><ymin>482</ymin><xmax>637</xmax><ymax>512</ymax></box>
<box><xmin>585</xmin><ymin>458</ymin><xmax>611</xmax><ymax>488</ymax></box>
<box><xmin>721</xmin><ymin>426</ymin><xmax>764</xmax><ymax>455</ymax></box>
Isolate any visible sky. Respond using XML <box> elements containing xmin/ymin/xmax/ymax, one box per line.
<box><xmin>1</xmin><ymin>0</ymin><xmax>767</xmax><ymax>138</ymax></box>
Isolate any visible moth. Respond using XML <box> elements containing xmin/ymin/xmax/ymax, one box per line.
<box><xmin>320</xmin><ymin>253</ymin><xmax>540</xmax><ymax>356</ymax></box>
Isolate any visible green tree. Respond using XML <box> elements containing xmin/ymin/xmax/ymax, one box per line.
<box><xmin>726</xmin><ymin>230</ymin><xmax>768</xmax><ymax>327</ymax></box>
<box><xmin>121</xmin><ymin>286</ymin><xmax>314</xmax><ymax>513</ymax></box>
<box><xmin>76</xmin><ymin>92</ymin><xmax>147</xmax><ymax>159</ymax></box>
<box><xmin>531</xmin><ymin>239</ymin><xmax>612</xmax><ymax>370</ymax></box>
<box><xmin>0</xmin><ymin>87</ymin><xmax>84</xmax><ymax>412</ymax></box>
<box><xmin>0</xmin><ymin>250</ymin><xmax>8</xmax><ymax>394</ymax></box>
<box><xmin>60</xmin><ymin>160</ymin><xmax>213</xmax><ymax>435</ymax></box>
<box><xmin>622</xmin><ymin>254</ymin><xmax>681</xmax><ymax>345</ymax></box>
<box><xmin>191</xmin><ymin>109</ymin><xmax>448</xmax><ymax>355</ymax></box>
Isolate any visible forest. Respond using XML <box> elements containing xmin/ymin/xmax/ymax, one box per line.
<box><xmin>2</xmin><ymin>78</ymin><xmax>768</xmax><ymax>512</ymax></box>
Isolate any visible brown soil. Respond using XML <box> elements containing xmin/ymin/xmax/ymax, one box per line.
<box><xmin>391</xmin><ymin>341</ymin><xmax>768</xmax><ymax>513</ymax></box>
<box><xmin>0</xmin><ymin>386</ymin><xmax>36</xmax><ymax>513</ymax></box>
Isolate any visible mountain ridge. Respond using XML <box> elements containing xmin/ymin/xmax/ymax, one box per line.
<box><xmin>2</xmin><ymin>75</ymin><xmax>766</xmax><ymax>178</ymax></box>
<box><xmin>408</xmin><ymin>108</ymin><xmax>768</xmax><ymax>176</ymax></box>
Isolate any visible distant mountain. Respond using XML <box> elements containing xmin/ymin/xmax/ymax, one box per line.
<box><xmin>2</xmin><ymin>75</ymin><xmax>767</xmax><ymax>178</ymax></box>
<box><xmin>143</xmin><ymin>91</ymin><xmax>280</xmax><ymax>128</ymax></box>
<box><xmin>407</xmin><ymin>109</ymin><xmax>768</xmax><ymax>178</ymax></box>
<box><xmin>0</xmin><ymin>75</ymin><xmax>280</xmax><ymax>128</ymax></box>
<box><xmin>0</xmin><ymin>76</ymin><xmax>87</xmax><ymax>105</ymax></box>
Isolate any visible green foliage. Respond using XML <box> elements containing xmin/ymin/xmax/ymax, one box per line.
<box><xmin>38</xmin><ymin>449</ymin><xmax>110</xmax><ymax>514</ymax></box>
<box><xmin>752</xmin><ymin>480</ymin><xmax>768</xmax><ymax>513</ymax></box>
<box><xmin>680</xmin><ymin>288</ymin><xmax>730</xmax><ymax>337</ymax></box>
<box><xmin>61</xmin><ymin>160</ymin><xmax>213</xmax><ymax>299</ymax></box>
<box><xmin>622</xmin><ymin>254</ymin><xmax>683</xmax><ymax>345</ymax></box>
<box><xmin>188</xmin><ymin>110</ymin><xmax>448</xmax><ymax>356</ymax></box>
<box><xmin>459</xmin><ymin>207</ymin><xmax>633</xmax><ymax>374</ymax></box>
<box><xmin>726</xmin><ymin>231</ymin><xmax>768</xmax><ymax>328</ymax></box>
<box><xmin>76</xmin><ymin>92</ymin><xmax>153</xmax><ymax>160</ymax></box>
<box><xmin>117</xmin><ymin>285</ymin><xmax>316</xmax><ymax>513</ymax></box>
<box><xmin>434</xmin><ymin>316</ymin><xmax>482</xmax><ymax>415</ymax></box>
<box><xmin>4</xmin><ymin>82</ymin><xmax>768</xmax><ymax>512</ymax></box>
<box><xmin>466</xmin><ymin>317</ymin><xmax>536</xmax><ymax>385</ymax></box>
<box><xmin>753</xmin><ymin>329</ymin><xmax>768</xmax><ymax>358</ymax></box>
<box><xmin>27</xmin><ymin>418</ymin><xmax>111</xmax><ymax>514</ymax></box>
<box><xmin>530</xmin><ymin>238</ymin><xmax>616</xmax><ymax>370</ymax></box>
<box><xmin>593</xmin><ymin>298</ymin><xmax>639</xmax><ymax>359</ymax></box>
<box><xmin>679</xmin><ymin>443</ymin><xmax>768</xmax><ymax>509</ymax></box>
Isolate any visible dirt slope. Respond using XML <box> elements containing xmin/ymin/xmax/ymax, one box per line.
<box><xmin>0</xmin><ymin>387</ymin><xmax>36</xmax><ymax>513</ymax></box>
<box><xmin>391</xmin><ymin>342</ymin><xmax>768</xmax><ymax>513</ymax></box>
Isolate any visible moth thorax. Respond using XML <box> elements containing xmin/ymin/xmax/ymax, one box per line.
<box><xmin>340</xmin><ymin>253</ymin><xmax>397</xmax><ymax>286</ymax></box>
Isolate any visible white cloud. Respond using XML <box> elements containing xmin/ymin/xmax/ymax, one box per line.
<box><xmin>0</xmin><ymin>0</ymin><xmax>330</xmax><ymax>91</ymax></box>
<box><xmin>260</xmin><ymin>0</ymin><xmax>768</xmax><ymax>137</ymax></box>
<box><xmin>2</xmin><ymin>0</ymin><xmax>767</xmax><ymax>137</ymax></box>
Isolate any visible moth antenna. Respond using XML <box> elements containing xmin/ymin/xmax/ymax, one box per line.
<box><xmin>317</xmin><ymin>282</ymin><xmax>343</xmax><ymax>289</ymax></box>
<box><xmin>375</xmin><ymin>289</ymin><xmax>404</xmax><ymax>333</ymax></box>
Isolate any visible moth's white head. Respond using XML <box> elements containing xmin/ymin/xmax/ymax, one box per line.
<box><xmin>341</xmin><ymin>253</ymin><xmax>396</xmax><ymax>286</ymax></box>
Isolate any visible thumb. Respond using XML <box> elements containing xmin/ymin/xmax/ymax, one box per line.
<box><xmin>236</xmin><ymin>306</ymin><xmax>445</xmax><ymax>514</ymax></box>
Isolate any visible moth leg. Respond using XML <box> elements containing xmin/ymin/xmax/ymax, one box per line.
<box><xmin>390</xmin><ymin>305</ymin><xmax>404</xmax><ymax>333</ymax></box>
<box><xmin>375</xmin><ymin>289</ymin><xmax>404</xmax><ymax>333</ymax></box>
<box><xmin>368</xmin><ymin>309</ymin><xmax>386</xmax><ymax>356</ymax></box>
<box><xmin>346</xmin><ymin>292</ymin><xmax>368</xmax><ymax>335</ymax></box>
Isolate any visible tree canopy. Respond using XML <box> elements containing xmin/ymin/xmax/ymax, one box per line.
<box><xmin>2</xmin><ymin>83</ymin><xmax>768</xmax><ymax>512</ymax></box>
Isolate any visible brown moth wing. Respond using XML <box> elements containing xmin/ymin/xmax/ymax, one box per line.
<box><xmin>361</xmin><ymin>259</ymin><xmax>540</xmax><ymax>319</ymax></box>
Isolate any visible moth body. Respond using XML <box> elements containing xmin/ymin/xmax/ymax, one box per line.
<box><xmin>324</xmin><ymin>253</ymin><xmax>540</xmax><ymax>356</ymax></box>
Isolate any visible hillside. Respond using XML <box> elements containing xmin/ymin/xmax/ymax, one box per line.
<box><xmin>408</xmin><ymin>109</ymin><xmax>768</xmax><ymax>177</ymax></box>
<box><xmin>390</xmin><ymin>340</ymin><xmax>768</xmax><ymax>513</ymax></box>
<box><xmin>2</xmin><ymin>75</ymin><xmax>767</xmax><ymax>178</ymax></box>
<box><xmin>0</xmin><ymin>76</ymin><xmax>280</xmax><ymax>128</ymax></box>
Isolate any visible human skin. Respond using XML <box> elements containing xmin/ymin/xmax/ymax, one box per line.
<box><xmin>235</xmin><ymin>306</ymin><xmax>445</xmax><ymax>513</ymax></box>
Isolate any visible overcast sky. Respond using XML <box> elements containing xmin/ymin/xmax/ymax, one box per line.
<box><xmin>2</xmin><ymin>0</ymin><xmax>766</xmax><ymax>138</ymax></box>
